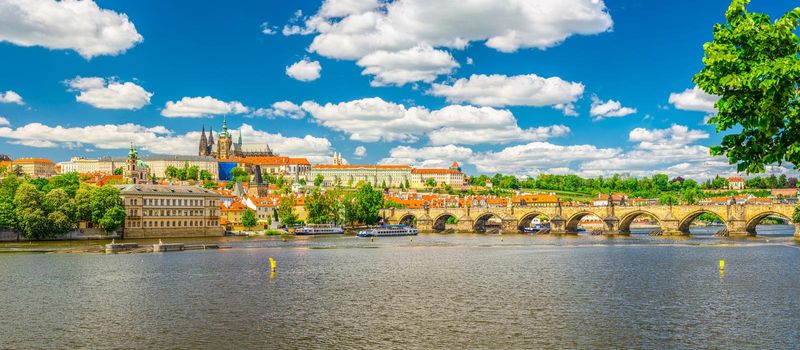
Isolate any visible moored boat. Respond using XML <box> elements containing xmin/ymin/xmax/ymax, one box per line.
<box><xmin>294</xmin><ymin>224</ymin><xmax>344</xmax><ymax>235</ymax></box>
<box><xmin>357</xmin><ymin>224</ymin><xmax>418</xmax><ymax>237</ymax></box>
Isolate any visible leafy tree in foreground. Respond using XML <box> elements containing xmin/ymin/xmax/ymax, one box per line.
<box><xmin>242</xmin><ymin>209</ymin><xmax>257</xmax><ymax>228</ymax></box>
<box><xmin>793</xmin><ymin>205</ymin><xmax>800</xmax><ymax>224</ymax></box>
<box><xmin>98</xmin><ymin>206</ymin><xmax>126</xmax><ymax>232</ymax></box>
<box><xmin>695</xmin><ymin>0</ymin><xmax>800</xmax><ymax>173</ymax></box>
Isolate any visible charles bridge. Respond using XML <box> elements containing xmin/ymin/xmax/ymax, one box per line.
<box><xmin>380</xmin><ymin>202</ymin><xmax>799</xmax><ymax>237</ymax></box>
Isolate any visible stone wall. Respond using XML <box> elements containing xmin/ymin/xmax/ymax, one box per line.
<box><xmin>123</xmin><ymin>227</ymin><xmax>224</xmax><ymax>239</ymax></box>
<box><xmin>0</xmin><ymin>228</ymin><xmax>119</xmax><ymax>242</ymax></box>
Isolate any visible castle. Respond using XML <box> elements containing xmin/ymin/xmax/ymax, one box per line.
<box><xmin>198</xmin><ymin>116</ymin><xmax>276</xmax><ymax>160</ymax></box>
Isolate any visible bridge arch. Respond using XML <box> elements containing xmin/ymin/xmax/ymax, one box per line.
<box><xmin>517</xmin><ymin>211</ymin><xmax>548</xmax><ymax>232</ymax></box>
<box><xmin>432</xmin><ymin>213</ymin><xmax>457</xmax><ymax>232</ymax></box>
<box><xmin>678</xmin><ymin>210</ymin><xmax>727</xmax><ymax>235</ymax></box>
<box><xmin>398</xmin><ymin>213</ymin><xmax>417</xmax><ymax>227</ymax></box>
<box><xmin>473</xmin><ymin>212</ymin><xmax>504</xmax><ymax>233</ymax></box>
<box><xmin>618</xmin><ymin>210</ymin><xmax>662</xmax><ymax>234</ymax></box>
<box><xmin>565</xmin><ymin>211</ymin><xmax>604</xmax><ymax>233</ymax></box>
<box><xmin>745</xmin><ymin>211</ymin><xmax>793</xmax><ymax>235</ymax></box>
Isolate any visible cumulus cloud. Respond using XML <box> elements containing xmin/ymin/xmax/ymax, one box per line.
<box><xmin>357</xmin><ymin>46</ymin><xmax>459</xmax><ymax>86</ymax></box>
<box><xmin>286</xmin><ymin>59</ymin><xmax>322</xmax><ymax>81</ymax></box>
<box><xmin>0</xmin><ymin>122</ymin><xmax>332</xmax><ymax>161</ymax></box>
<box><xmin>380</xmin><ymin>144</ymin><xmax>473</xmax><ymax>168</ymax></box>
<box><xmin>0</xmin><ymin>0</ymin><xmax>143</xmax><ymax>59</ymax></box>
<box><xmin>65</xmin><ymin>76</ymin><xmax>152</xmax><ymax>110</ymax></box>
<box><xmin>354</xmin><ymin>145</ymin><xmax>367</xmax><ymax>157</ymax></box>
<box><xmin>252</xmin><ymin>101</ymin><xmax>306</xmax><ymax>120</ymax></box>
<box><xmin>161</xmin><ymin>96</ymin><xmax>250</xmax><ymax>118</ymax></box>
<box><xmin>0</xmin><ymin>90</ymin><xmax>23</xmax><ymax>105</ymax></box>
<box><xmin>429</xmin><ymin>74</ymin><xmax>584</xmax><ymax>112</ymax></box>
<box><xmin>0</xmin><ymin>116</ymin><xmax>9</xmax><ymax>126</ymax></box>
<box><xmin>284</xmin><ymin>0</ymin><xmax>612</xmax><ymax>85</ymax></box>
<box><xmin>668</xmin><ymin>85</ymin><xmax>719</xmax><ymax>113</ymax></box>
<box><xmin>260</xmin><ymin>22</ymin><xmax>277</xmax><ymax>35</ymax></box>
<box><xmin>301</xmin><ymin>97</ymin><xmax>569</xmax><ymax>144</ymax></box>
<box><xmin>471</xmin><ymin>142</ymin><xmax>622</xmax><ymax>176</ymax></box>
<box><xmin>589</xmin><ymin>96</ymin><xmax>637</xmax><ymax>120</ymax></box>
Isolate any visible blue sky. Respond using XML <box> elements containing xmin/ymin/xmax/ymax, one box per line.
<box><xmin>0</xmin><ymin>0</ymin><xmax>797</xmax><ymax>178</ymax></box>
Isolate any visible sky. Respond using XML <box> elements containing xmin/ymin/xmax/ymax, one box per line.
<box><xmin>0</xmin><ymin>0</ymin><xmax>798</xmax><ymax>179</ymax></box>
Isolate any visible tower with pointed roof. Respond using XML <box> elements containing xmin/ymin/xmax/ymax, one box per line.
<box><xmin>217</xmin><ymin>115</ymin><xmax>234</xmax><ymax>160</ymax></box>
<box><xmin>125</xmin><ymin>142</ymin><xmax>148</xmax><ymax>184</ymax></box>
<box><xmin>199</xmin><ymin>125</ymin><xmax>208</xmax><ymax>156</ymax></box>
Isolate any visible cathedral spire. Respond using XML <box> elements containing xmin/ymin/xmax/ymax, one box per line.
<box><xmin>199</xmin><ymin>125</ymin><xmax>208</xmax><ymax>156</ymax></box>
<box><xmin>221</xmin><ymin>115</ymin><xmax>229</xmax><ymax>137</ymax></box>
<box><xmin>238</xmin><ymin>127</ymin><xmax>242</xmax><ymax>146</ymax></box>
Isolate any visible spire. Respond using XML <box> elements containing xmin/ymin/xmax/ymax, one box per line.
<box><xmin>238</xmin><ymin>127</ymin><xmax>243</xmax><ymax>146</ymax></box>
<box><xmin>221</xmin><ymin>115</ymin><xmax>229</xmax><ymax>137</ymax></box>
<box><xmin>199</xmin><ymin>125</ymin><xmax>208</xmax><ymax>156</ymax></box>
<box><xmin>128</xmin><ymin>142</ymin><xmax>138</xmax><ymax>158</ymax></box>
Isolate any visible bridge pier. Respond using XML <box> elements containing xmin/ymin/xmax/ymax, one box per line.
<box><xmin>501</xmin><ymin>219</ymin><xmax>518</xmax><ymax>234</ymax></box>
<box><xmin>456</xmin><ymin>217</ymin><xmax>474</xmax><ymax>233</ymax></box>
<box><xmin>417</xmin><ymin>218</ymin><xmax>433</xmax><ymax>233</ymax></box>
<box><xmin>795</xmin><ymin>224</ymin><xmax>800</xmax><ymax>239</ymax></box>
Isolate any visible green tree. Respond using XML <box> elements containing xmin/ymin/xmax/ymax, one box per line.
<box><xmin>424</xmin><ymin>178</ymin><xmax>437</xmax><ymax>188</ymax></box>
<box><xmin>404</xmin><ymin>178</ymin><xmax>410</xmax><ymax>189</ymax></box>
<box><xmin>113</xmin><ymin>167</ymin><xmax>123</xmax><ymax>175</ymax></box>
<box><xmin>314</xmin><ymin>174</ymin><xmax>324</xmax><ymax>187</ymax></box>
<box><xmin>695</xmin><ymin>0</ymin><xmax>800</xmax><ymax>173</ymax></box>
<box><xmin>73</xmin><ymin>184</ymin><xmax>95</xmax><ymax>222</ymax></box>
<box><xmin>242</xmin><ymin>209</ymin><xmax>257</xmax><ymax>228</ymax></box>
<box><xmin>353</xmin><ymin>182</ymin><xmax>383</xmax><ymax>225</ymax></box>
<box><xmin>98</xmin><ymin>206</ymin><xmax>125</xmax><ymax>232</ymax></box>
<box><xmin>199</xmin><ymin>170</ymin><xmax>212</xmax><ymax>181</ymax></box>
<box><xmin>187</xmin><ymin>166</ymin><xmax>200</xmax><ymax>181</ymax></box>
<box><xmin>47</xmin><ymin>211</ymin><xmax>74</xmax><ymax>237</ymax></box>
<box><xmin>16</xmin><ymin>207</ymin><xmax>49</xmax><ymax>239</ymax></box>
<box><xmin>165</xmin><ymin>165</ymin><xmax>179</xmax><ymax>179</ymax></box>
<box><xmin>90</xmin><ymin>186</ymin><xmax>123</xmax><ymax>224</ymax></box>
<box><xmin>43</xmin><ymin>188</ymin><xmax>74</xmax><ymax>219</ymax></box>
<box><xmin>43</xmin><ymin>172</ymin><xmax>81</xmax><ymax>197</ymax></box>
<box><xmin>793</xmin><ymin>205</ymin><xmax>800</xmax><ymax>224</ymax></box>
<box><xmin>304</xmin><ymin>189</ymin><xmax>341</xmax><ymax>224</ymax></box>
<box><xmin>277</xmin><ymin>196</ymin><xmax>299</xmax><ymax>227</ymax></box>
<box><xmin>202</xmin><ymin>180</ymin><xmax>218</xmax><ymax>189</ymax></box>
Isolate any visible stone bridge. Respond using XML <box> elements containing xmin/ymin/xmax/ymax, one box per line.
<box><xmin>380</xmin><ymin>203</ymin><xmax>799</xmax><ymax>237</ymax></box>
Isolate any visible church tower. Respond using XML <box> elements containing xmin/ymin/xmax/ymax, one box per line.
<box><xmin>125</xmin><ymin>143</ymin><xmax>148</xmax><ymax>184</ymax></box>
<box><xmin>217</xmin><ymin>115</ymin><xmax>233</xmax><ymax>160</ymax></box>
<box><xmin>199</xmin><ymin>125</ymin><xmax>208</xmax><ymax>156</ymax></box>
<box><xmin>207</xmin><ymin>127</ymin><xmax>214</xmax><ymax>155</ymax></box>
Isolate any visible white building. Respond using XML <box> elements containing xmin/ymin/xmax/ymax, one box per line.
<box><xmin>310</xmin><ymin>164</ymin><xmax>411</xmax><ymax>187</ymax></box>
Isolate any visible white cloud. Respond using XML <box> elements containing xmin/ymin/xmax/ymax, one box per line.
<box><xmin>301</xmin><ymin>97</ymin><xmax>569</xmax><ymax>144</ymax></box>
<box><xmin>466</xmin><ymin>57</ymin><xmax>473</xmax><ymax>65</ymax></box>
<box><xmin>0</xmin><ymin>90</ymin><xmax>23</xmax><ymax>105</ymax></box>
<box><xmin>65</xmin><ymin>76</ymin><xmax>152</xmax><ymax>110</ymax></box>
<box><xmin>470</xmin><ymin>142</ymin><xmax>622</xmax><ymax>176</ymax></box>
<box><xmin>254</xmin><ymin>101</ymin><xmax>306</xmax><ymax>119</ymax></box>
<box><xmin>380</xmin><ymin>144</ymin><xmax>473</xmax><ymax>168</ymax></box>
<box><xmin>668</xmin><ymin>85</ymin><xmax>719</xmax><ymax>113</ymax></box>
<box><xmin>0</xmin><ymin>116</ymin><xmax>9</xmax><ymax>126</ymax></box>
<box><xmin>285</xmin><ymin>0</ymin><xmax>612</xmax><ymax>85</ymax></box>
<box><xmin>0</xmin><ymin>122</ymin><xmax>332</xmax><ymax>162</ymax></box>
<box><xmin>354</xmin><ymin>145</ymin><xmax>367</xmax><ymax>157</ymax></box>
<box><xmin>429</xmin><ymin>74</ymin><xmax>584</xmax><ymax>111</ymax></box>
<box><xmin>0</xmin><ymin>0</ymin><xmax>143</xmax><ymax>59</ymax></box>
<box><xmin>628</xmin><ymin>124</ymin><xmax>708</xmax><ymax>150</ymax></box>
<box><xmin>286</xmin><ymin>59</ymin><xmax>322</xmax><ymax>82</ymax></box>
<box><xmin>589</xmin><ymin>96</ymin><xmax>637</xmax><ymax>120</ymax></box>
<box><xmin>161</xmin><ymin>96</ymin><xmax>250</xmax><ymax>118</ymax></box>
<box><xmin>356</xmin><ymin>46</ymin><xmax>459</xmax><ymax>86</ymax></box>
<box><xmin>260</xmin><ymin>22</ymin><xmax>277</xmax><ymax>35</ymax></box>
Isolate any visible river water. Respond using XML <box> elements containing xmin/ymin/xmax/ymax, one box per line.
<box><xmin>1</xmin><ymin>225</ymin><xmax>799</xmax><ymax>349</ymax></box>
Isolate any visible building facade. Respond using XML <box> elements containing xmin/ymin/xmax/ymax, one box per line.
<box><xmin>233</xmin><ymin>156</ymin><xmax>311</xmax><ymax>178</ymax></box>
<box><xmin>410</xmin><ymin>162</ymin><xmax>466</xmax><ymax>188</ymax></box>
<box><xmin>310</xmin><ymin>164</ymin><xmax>412</xmax><ymax>187</ymax></box>
<box><xmin>728</xmin><ymin>177</ymin><xmax>745</xmax><ymax>190</ymax></box>
<box><xmin>118</xmin><ymin>184</ymin><xmax>223</xmax><ymax>238</ymax></box>
<box><xmin>124</xmin><ymin>143</ymin><xmax>149</xmax><ymax>184</ymax></box>
<box><xmin>11</xmin><ymin>158</ymin><xmax>57</xmax><ymax>178</ymax></box>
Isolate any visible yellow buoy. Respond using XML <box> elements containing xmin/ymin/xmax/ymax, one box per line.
<box><xmin>410</xmin><ymin>236</ymin><xmax>413</xmax><ymax>242</ymax></box>
<box><xmin>371</xmin><ymin>237</ymin><xmax>374</xmax><ymax>242</ymax></box>
<box><xmin>719</xmin><ymin>260</ymin><xmax>725</xmax><ymax>270</ymax></box>
<box><xmin>269</xmin><ymin>257</ymin><xmax>277</xmax><ymax>272</ymax></box>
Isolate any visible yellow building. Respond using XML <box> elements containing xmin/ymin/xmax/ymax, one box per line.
<box><xmin>11</xmin><ymin>158</ymin><xmax>57</xmax><ymax>178</ymax></box>
<box><xmin>117</xmin><ymin>184</ymin><xmax>223</xmax><ymax>238</ymax></box>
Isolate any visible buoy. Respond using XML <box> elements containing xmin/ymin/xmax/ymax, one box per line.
<box><xmin>371</xmin><ymin>237</ymin><xmax>374</xmax><ymax>242</ymax></box>
<box><xmin>269</xmin><ymin>258</ymin><xmax>277</xmax><ymax>272</ymax></box>
<box><xmin>410</xmin><ymin>236</ymin><xmax>413</xmax><ymax>242</ymax></box>
<box><xmin>719</xmin><ymin>260</ymin><xmax>725</xmax><ymax>270</ymax></box>
<box><xmin>500</xmin><ymin>236</ymin><xmax>504</xmax><ymax>242</ymax></box>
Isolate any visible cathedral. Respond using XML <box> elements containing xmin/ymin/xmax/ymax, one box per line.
<box><xmin>198</xmin><ymin>116</ymin><xmax>276</xmax><ymax>160</ymax></box>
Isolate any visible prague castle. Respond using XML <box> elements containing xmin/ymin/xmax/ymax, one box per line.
<box><xmin>199</xmin><ymin>116</ymin><xmax>275</xmax><ymax>160</ymax></box>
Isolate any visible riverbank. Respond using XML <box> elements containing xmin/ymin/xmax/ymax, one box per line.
<box><xmin>0</xmin><ymin>225</ymin><xmax>796</xmax><ymax>255</ymax></box>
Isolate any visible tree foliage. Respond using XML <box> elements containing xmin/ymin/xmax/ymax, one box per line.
<box><xmin>277</xmin><ymin>196</ymin><xmax>299</xmax><ymax>227</ymax></box>
<box><xmin>242</xmin><ymin>209</ymin><xmax>258</xmax><ymax>228</ymax></box>
<box><xmin>695</xmin><ymin>0</ymin><xmax>800</xmax><ymax>173</ymax></box>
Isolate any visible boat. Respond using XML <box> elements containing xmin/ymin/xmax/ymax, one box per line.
<box><xmin>357</xmin><ymin>224</ymin><xmax>418</xmax><ymax>237</ymax></box>
<box><xmin>294</xmin><ymin>224</ymin><xmax>344</xmax><ymax>235</ymax></box>
<box><xmin>523</xmin><ymin>223</ymin><xmax>550</xmax><ymax>233</ymax></box>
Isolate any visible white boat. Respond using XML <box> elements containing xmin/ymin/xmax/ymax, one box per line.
<box><xmin>357</xmin><ymin>224</ymin><xmax>418</xmax><ymax>237</ymax></box>
<box><xmin>294</xmin><ymin>224</ymin><xmax>344</xmax><ymax>235</ymax></box>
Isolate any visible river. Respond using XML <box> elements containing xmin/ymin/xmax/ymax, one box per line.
<box><xmin>1</xmin><ymin>225</ymin><xmax>798</xmax><ymax>349</ymax></box>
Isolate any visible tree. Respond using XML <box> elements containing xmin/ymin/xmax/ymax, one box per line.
<box><xmin>90</xmin><ymin>186</ymin><xmax>123</xmax><ymax>224</ymax></box>
<box><xmin>43</xmin><ymin>188</ymin><xmax>74</xmax><ymax>220</ymax></box>
<box><xmin>352</xmin><ymin>182</ymin><xmax>383</xmax><ymax>225</ymax></box>
<box><xmin>314</xmin><ymin>174</ymin><xmax>324</xmax><ymax>187</ymax></box>
<box><xmin>73</xmin><ymin>184</ymin><xmax>95</xmax><ymax>222</ymax></box>
<box><xmin>404</xmin><ymin>178</ymin><xmax>410</xmax><ymax>189</ymax></box>
<box><xmin>165</xmin><ymin>166</ymin><xmax>179</xmax><ymax>179</ymax></box>
<box><xmin>199</xmin><ymin>170</ymin><xmax>212</xmax><ymax>181</ymax></box>
<box><xmin>113</xmin><ymin>167</ymin><xmax>123</xmax><ymax>175</ymax></box>
<box><xmin>43</xmin><ymin>172</ymin><xmax>81</xmax><ymax>197</ymax></box>
<box><xmin>695</xmin><ymin>0</ymin><xmax>800</xmax><ymax>173</ymax></box>
<box><xmin>424</xmin><ymin>178</ymin><xmax>437</xmax><ymax>188</ymax></box>
<box><xmin>16</xmin><ymin>207</ymin><xmax>49</xmax><ymax>239</ymax></box>
<box><xmin>98</xmin><ymin>206</ymin><xmax>125</xmax><ymax>232</ymax></box>
<box><xmin>793</xmin><ymin>205</ymin><xmax>800</xmax><ymax>224</ymax></box>
<box><xmin>202</xmin><ymin>180</ymin><xmax>218</xmax><ymax>189</ymax></box>
<box><xmin>187</xmin><ymin>166</ymin><xmax>200</xmax><ymax>181</ymax></box>
<box><xmin>304</xmin><ymin>189</ymin><xmax>342</xmax><ymax>224</ymax></box>
<box><xmin>47</xmin><ymin>211</ymin><xmax>74</xmax><ymax>237</ymax></box>
<box><xmin>242</xmin><ymin>209</ymin><xmax>257</xmax><ymax>228</ymax></box>
<box><xmin>277</xmin><ymin>196</ymin><xmax>299</xmax><ymax>227</ymax></box>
